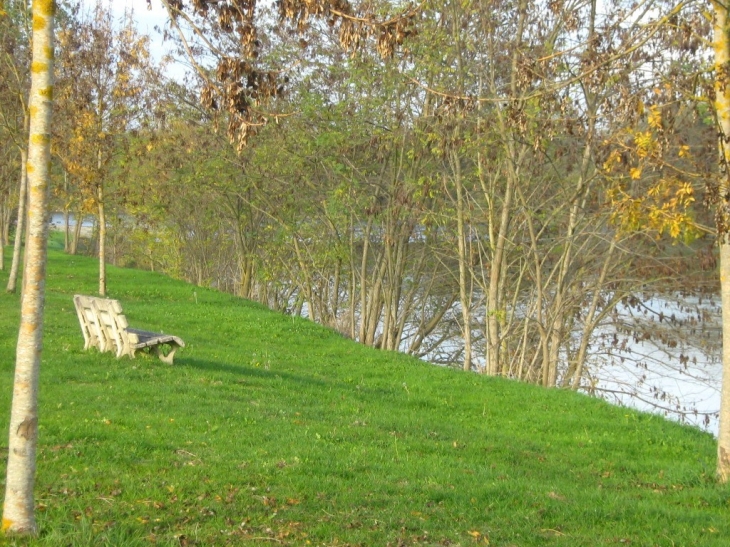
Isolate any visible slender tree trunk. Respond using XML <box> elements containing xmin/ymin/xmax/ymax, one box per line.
<box><xmin>332</xmin><ymin>258</ymin><xmax>341</xmax><ymax>324</ymax></box>
<box><xmin>518</xmin><ymin>183</ymin><xmax>549</xmax><ymax>381</ymax></box>
<box><xmin>484</xmin><ymin>0</ymin><xmax>527</xmax><ymax>376</ymax></box>
<box><xmin>0</xmin><ymin>199</ymin><xmax>5</xmax><ymax>270</ymax></box>
<box><xmin>445</xmin><ymin>0</ymin><xmax>473</xmax><ymax>370</ymax></box>
<box><xmin>292</xmin><ymin>236</ymin><xmax>316</xmax><ymax>321</ymax></box>
<box><xmin>70</xmin><ymin>209</ymin><xmax>82</xmax><ymax>255</ymax></box>
<box><xmin>2</xmin><ymin>194</ymin><xmax>10</xmax><ymax>248</ymax></box>
<box><xmin>713</xmin><ymin>0</ymin><xmax>730</xmax><ymax>483</ymax></box>
<box><xmin>2</xmin><ymin>0</ymin><xmax>55</xmax><ymax>534</ymax></box>
<box><xmin>364</xmin><ymin>257</ymin><xmax>387</xmax><ymax>347</ymax></box>
<box><xmin>0</xmin><ymin>188</ymin><xmax>7</xmax><ymax>270</ymax></box>
<box><xmin>63</xmin><ymin>209</ymin><xmax>69</xmax><ymax>252</ymax></box>
<box><xmin>348</xmin><ymin>211</ymin><xmax>357</xmax><ymax>339</ymax></box>
<box><xmin>233</xmin><ymin>221</ymin><xmax>253</xmax><ymax>298</ymax></box>
<box><xmin>358</xmin><ymin>217</ymin><xmax>374</xmax><ymax>343</ymax></box>
<box><xmin>6</xmin><ymin>149</ymin><xmax>28</xmax><ymax>293</ymax></box>
<box><xmin>719</xmin><ymin>244</ymin><xmax>730</xmax><ymax>481</ymax></box>
<box><xmin>98</xmin><ymin>184</ymin><xmax>106</xmax><ymax>296</ymax></box>
<box><xmin>62</xmin><ymin>171</ymin><xmax>69</xmax><ymax>252</ymax></box>
<box><xmin>486</xmin><ymin>172</ymin><xmax>513</xmax><ymax>375</ymax></box>
<box><xmin>238</xmin><ymin>257</ymin><xmax>253</xmax><ymax>298</ymax></box>
<box><xmin>452</xmin><ymin>162</ymin><xmax>473</xmax><ymax>372</ymax></box>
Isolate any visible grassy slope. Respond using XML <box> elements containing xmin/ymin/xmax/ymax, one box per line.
<box><xmin>0</xmin><ymin>241</ymin><xmax>728</xmax><ymax>546</ymax></box>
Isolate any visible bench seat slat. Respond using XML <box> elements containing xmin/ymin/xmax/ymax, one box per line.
<box><xmin>126</xmin><ymin>328</ymin><xmax>185</xmax><ymax>349</ymax></box>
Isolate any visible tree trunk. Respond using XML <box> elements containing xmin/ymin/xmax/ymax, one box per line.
<box><xmin>232</xmin><ymin>218</ymin><xmax>254</xmax><ymax>299</ymax></box>
<box><xmin>70</xmin><ymin>209</ymin><xmax>82</xmax><ymax>255</ymax></box>
<box><xmin>6</xmin><ymin>148</ymin><xmax>28</xmax><ymax>294</ymax></box>
<box><xmin>1</xmin><ymin>189</ymin><xmax>8</xmax><ymax>270</ymax></box>
<box><xmin>0</xmin><ymin>200</ymin><xmax>5</xmax><ymax>270</ymax></box>
<box><xmin>62</xmin><ymin>171</ymin><xmax>69</xmax><ymax>252</ymax></box>
<box><xmin>2</xmin><ymin>0</ymin><xmax>55</xmax><ymax>534</ymax></box>
<box><xmin>358</xmin><ymin>217</ymin><xmax>374</xmax><ymax>343</ymax></box>
<box><xmin>719</xmin><ymin>244</ymin><xmax>730</xmax><ymax>482</ymax></box>
<box><xmin>452</xmin><ymin>160</ymin><xmax>473</xmax><ymax>372</ymax></box>
<box><xmin>2</xmin><ymin>195</ymin><xmax>10</xmax><ymax>248</ymax></box>
<box><xmin>98</xmin><ymin>184</ymin><xmax>106</xmax><ymax>296</ymax></box>
<box><xmin>331</xmin><ymin>258</ymin><xmax>342</xmax><ymax>325</ymax></box>
<box><xmin>238</xmin><ymin>256</ymin><xmax>253</xmax><ymax>298</ymax></box>
<box><xmin>485</xmin><ymin>172</ymin><xmax>513</xmax><ymax>375</ymax></box>
<box><xmin>484</xmin><ymin>0</ymin><xmax>527</xmax><ymax>376</ymax></box>
<box><xmin>63</xmin><ymin>209</ymin><xmax>69</xmax><ymax>253</ymax></box>
<box><xmin>713</xmin><ymin>0</ymin><xmax>730</xmax><ymax>483</ymax></box>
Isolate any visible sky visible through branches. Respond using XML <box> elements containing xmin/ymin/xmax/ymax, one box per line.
<box><xmin>78</xmin><ymin>0</ymin><xmax>186</xmax><ymax>79</ymax></box>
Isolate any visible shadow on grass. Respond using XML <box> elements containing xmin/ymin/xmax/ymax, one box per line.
<box><xmin>178</xmin><ymin>357</ymin><xmax>330</xmax><ymax>389</ymax></box>
<box><xmin>177</xmin><ymin>357</ymin><xmax>403</xmax><ymax>406</ymax></box>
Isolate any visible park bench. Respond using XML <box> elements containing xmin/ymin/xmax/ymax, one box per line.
<box><xmin>73</xmin><ymin>294</ymin><xmax>185</xmax><ymax>364</ymax></box>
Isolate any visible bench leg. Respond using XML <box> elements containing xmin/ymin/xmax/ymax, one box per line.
<box><xmin>153</xmin><ymin>344</ymin><xmax>178</xmax><ymax>365</ymax></box>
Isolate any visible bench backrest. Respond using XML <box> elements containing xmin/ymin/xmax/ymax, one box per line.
<box><xmin>73</xmin><ymin>295</ymin><xmax>133</xmax><ymax>358</ymax></box>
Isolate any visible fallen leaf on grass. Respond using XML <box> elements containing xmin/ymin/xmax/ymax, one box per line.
<box><xmin>541</xmin><ymin>528</ymin><xmax>565</xmax><ymax>537</ymax></box>
<box><xmin>467</xmin><ymin>530</ymin><xmax>490</xmax><ymax>544</ymax></box>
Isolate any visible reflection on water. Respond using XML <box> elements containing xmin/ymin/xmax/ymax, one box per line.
<box><xmin>591</xmin><ymin>293</ymin><xmax>721</xmax><ymax>435</ymax></box>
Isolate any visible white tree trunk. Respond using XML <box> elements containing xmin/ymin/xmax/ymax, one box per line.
<box><xmin>714</xmin><ymin>0</ymin><xmax>730</xmax><ymax>483</ymax></box>
<box><xmin>2</xmin><ymin>0</ymin><xmax>55</xmax><ymax>534</ymax></box>
<box><xmin>6</xmin><ymin>148</ymin><xmax>28</xmax><ymax>293</ymax></box>
<box><xmin>718</xmin><ymin>244</ymin><xmax>730</xmax><ymax>481</ymax></box>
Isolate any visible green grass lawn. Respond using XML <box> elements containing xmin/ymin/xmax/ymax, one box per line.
<box><xmin>0</xmin><ymin>239</ymin><xmax>728</xmax><ymax>546</ymax></box>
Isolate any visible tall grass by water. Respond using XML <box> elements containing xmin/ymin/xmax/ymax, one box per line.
<box><xmin>0</xmin><ymin>238</ymin><xmax>727</xmax><ymax>546</ymax></box>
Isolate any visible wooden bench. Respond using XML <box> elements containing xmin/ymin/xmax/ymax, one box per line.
<box><xmin>73</xmin><ymin>294</ymin><xmax>185</xmax><ymax>364</ymax></box>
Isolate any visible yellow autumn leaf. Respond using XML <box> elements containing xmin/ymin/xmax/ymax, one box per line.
<box><xmin>602</xmin><ymin>150</ymin><xmax>621</xmax><ymax>172</ymax></box>
<box><xmin>630</xmin><ymin>167</ymin><xmax>642</xmax><ymax>180</ymax></box>
<box><xmin>678</xmin><ymin>145</ymin><xmax>690</xmax><ymax>158</ymax></box>
<box><xmin>676</xmin><ymin>182</ymin><xmax>694</xmax><ymax>200</ymax></box>
<box><xmin>648</xmin><ymin>105</ymin><xmax>662</xmax><ymax>129</ymax></box>
<box><xmin>634</xmin><ymin>131</ymin><xmax>655</xmax><ymax>158</ymax></box>
<box><xmin>669</xmin><ymin>221</ymin><xmax>681</xmax><ymax>239</ymax></box>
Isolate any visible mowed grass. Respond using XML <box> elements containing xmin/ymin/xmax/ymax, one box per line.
<box><xmin>0</xmin><ymin>239</ymin><xmax>728</xmax><ymax>546</ymax></box>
